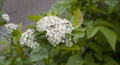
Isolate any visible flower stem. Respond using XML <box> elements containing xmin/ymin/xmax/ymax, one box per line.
<box><xmin>0</xmin><ymin>31</ymin><xmax>16</xmax><ymax>45</ymax></box>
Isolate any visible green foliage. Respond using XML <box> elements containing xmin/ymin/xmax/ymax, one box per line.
<box><xmin>99</xmin><ymin>26</ymin><xmax>117</xmax><ymax>51</ymax></box>
<box><xmin>27</xmin><ymin>15</ymin><xmax>41</xmax><ymax>22</ymax></box>
<box><xmin>72</xmin><ymin>28</ymin><xmax>86</xmax><ymax>42</ymax></box>
<box><xmin>86</xmin><ymin>24</ymin><xmax>99</xmax><ymax>39</ymax></box>
<box><xmin>104</xmin><ymin>55</ymin><xmax>119</xmax><ymax>65</ymax></box>
<box><xmin>0</xmin><ymin>0</ymin><xmax>120</xmax><ymax>65</ymax></box>
<box><xmin>72</xmin><ymin>9</ymin><xmax>83</xmax><ymax>28</ymax></box>
<box><xmin>0</xmin><ymin>12</ymin><xmax>7</xmax><ymax>26</ymax></box>
<box><xmin>30</xmin><ymin>47</ymin><xmax>48</xmax><ymax>62</ymax></box>
<box><xmin>0</xmin><ymin>20</ymin><xmax>7</xmax><ymax>26</ymax></box>
<box><xmin>66</xmin><ymin>55</ymin><xmax>85</xmax><ymax>65</ymax></box>
<box><xmin>49</xmin><ymin>0</ymin><xmax>120</xmax><ymax>65</ymax></box>
<box><xmin>94</xmin><ymin>19</ymin><xmax>114</xmax><ymax>28</ymax></box>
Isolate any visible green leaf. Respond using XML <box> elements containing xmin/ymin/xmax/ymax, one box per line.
<box><xmin>85</xmin><ymin>53</ymin><xmax>99</xmax><ymax>65</ymax></box>
<box><xmin>104</xmin><ymin>55</ymin><xmax>119</xmax><ymax>65</ymax></box>
<box><xmin>36</xmin><ymin>60</ymin><xmax>45</xmax><ymax>65</ymax></box>
<box><xmin>57</xmin><ymin>45</ymin><xmax>80</xmax><ymax>51</ymax></box>
<box><xmin>47</xmin><ymin>10</ymin><xmax>52</xmax><ymax>16</ymax></box>
<box><xmin>99</xmin><ymin>26</ymin><xmax>117</xmax><ymax>51</ymax></box>
<box><xmin>72</xmin><ymin>8</ymin><xmax>83</xmax><ymax>28</ymax></box>
<box><xmin>26</xmin><ymin>25</ymin><xmax>36</xmax><ymax>29</ymax></box>
<box><xmin>94</xmin><ymin>19</ymin><xmax>114</xmax><ymax>28</ymax></box>
<box><xmin>94</xmin><ymin>53</ymin><xmax>103</xmax><ymax>61</ymax></box>
<box><xmin>66</xmin><ymin>55</ymin><xmax>85</xmax><ymax>65</ymax></box>
<box><xmin>87</xmin><ymin>42</ymin><xmax>102</xmax><ymax>53</ymax></box>
<box><xmin>72</xmin><ymin>28</ymin><xmax>86</xmax><ymax>42</ymax></box>
<box><xmin>15</xmin><ymin>45</ymin><xmax>22</xmax><ymax>56</ymax></box>
<box><xmin>48</xmin><ymin>62</ymin><xmax>57</xmax><ymax>65</ymax></box>
<box><xmin>27</xmin><ymin>15</ymin><xmax>41</xmax><ymax>22</ymax></box>
<box><xmin>30</xmin><ymin>47</ymin><xmax>48</xmax><ymax>62</ymax></box>
<box><xmin>104</xmin><ymin>0</ymin><xmax>119</xmax><ymax>13</ymax></box>
<box><xmin>12</xmin><ymin>30</ymin><xmax>21</xmax><ymax>37</ymax></box>
<box><xmin>3</xmin><ymin>58</ymin><xmax>13</xmax><ymax>65</ymax></box>
<box><xmin>0</xmin><ymin>12</ymin><xmax>7</xmax><ymax>26</ymax></box>
<box><xmin>18</xmin><ymin>23</ymin><xmax>23</xmax><ymax>31</ymax></box>
<box><xmin>86</xmin><ymin>25</ymin><xmax>99</xmax><ymax>39</ymax></box>
<box><xmin>0</xmin><ymin>21</ymin><xmax>7</xmax><ymax>26</ymax></box>
<box><xmin>13</xmin><ymin>57</ymin><xmax>23</xmax><ymax>65</ymax></box>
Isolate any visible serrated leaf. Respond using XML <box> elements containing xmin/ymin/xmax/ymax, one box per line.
<box><xmin>87</xmin><ymin>25</ymin><xmax>99</xmax><ymax>39</ymax></box>
<box><xmin>66</xmin><ymin>55</ymin><xmax>85</xmax><ymax>65</ymax></box>
<box><xmin>99</xmin><ymin>26</ymin><xmax>117</xmax><ymax>51</ymax></box>
<box><xmin>27</xmin><ymin>15</ymin><xmax>41</xmax><ymax>22</ymax></box>
<box><xmin>30</xmin><ymin>47</ymin><xmax>48</xmax><ymax>62</ymax></box>
<box><xmin>73</xmin><ymin>9</ymin><xmax>83</xmax><ymax>28</ymax></box>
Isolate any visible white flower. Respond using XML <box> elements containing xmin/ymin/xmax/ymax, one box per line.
<box><xmin>2</xmin><ymin>14</ymin><xmax>10</xmax><ymax>22</ymax></box>
<box><xmin>36</xmin><ymin>16</ymin><xmax>74</xmax><ymax>47</ymax></box>
<box><xmin>19</xmin><ymin>29</ymin><xmax>39</xmax><ymax>48</ymax></box>
<box><xmin>65</xmin><ymin>38</ymin><xmax>73</xmax><ymax>47</ymax></box>
<box><xmin>4</xmin><ymin>23</ymin><xmax>18</xmax><ymax>34</ymax></box>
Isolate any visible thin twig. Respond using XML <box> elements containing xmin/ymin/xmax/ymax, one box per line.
<box><xmin>0</xmin><ymin>31</ymin><xmax>16</xmax><ymax>45</ymax></box>
<box><xmin>0</xmin><ymin>31</ymin><xmax>10</xmax><ymax>40</ymax></box>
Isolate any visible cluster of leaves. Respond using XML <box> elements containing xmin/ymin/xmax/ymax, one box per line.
<box><xmin>0</xmin><ymin>0</ymin><xmax>120</xmax><ymax>65</ymax></box>
<box><xmin>50</xmin><ymin>0</ymin><xmax>120</xmax><ymax>65</ymax></box>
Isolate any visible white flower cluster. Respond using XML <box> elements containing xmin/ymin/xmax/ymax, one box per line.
<box><xmin>36</xmin><ymin>16</ymin><xmax>74</xmax><ymax>47</ymax></box>
<box><xmin>4</xmin><ymin>23</ymin><xmax>18</xmax><ymax>34</ymax></box>
<box><xmin>20</xmin><ymin>29</ymin><xmax>39</xmax><ymax>48</ymax></box>
<box><xmin>2</xmin><ymin>14</ymin><xmax>10</xmax><ymax>22</ymax></box>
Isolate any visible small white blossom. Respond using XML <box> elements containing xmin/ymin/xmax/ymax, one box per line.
<box><xmin>36</xmin><ymin>16</ymin><xmax>74</xmax><ymax>47</ymax></box>
<box><xmin>4</xmin><ymin>23</ymin><xmax>18</xmax><ymax>34</ymax></box>
<box><xmin>65</xmin><ymin>38</ymin><xmax>73</xmax><ymax>47</ymax></box>
<box><xmin>2</xmin><ymin>14</ymin><xmax>10</xmax><ymax>22</ymax></box>
<box><xmin>20</xmin><ymin>29</ymin><xmax>39</xmax><ymax>48</ymax></box>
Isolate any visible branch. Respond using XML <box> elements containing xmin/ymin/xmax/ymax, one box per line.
<box><xmin>0</xmin><ymin>31</ymin><xmax>16</xmax><ymax>45</ymax></box>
